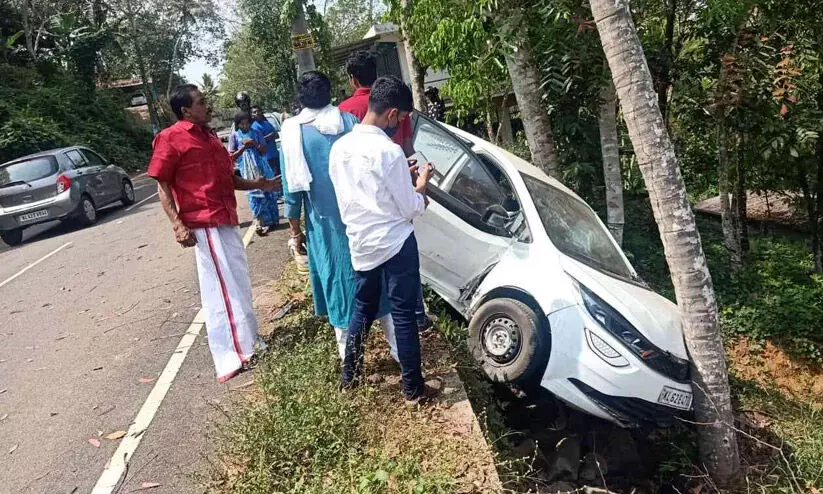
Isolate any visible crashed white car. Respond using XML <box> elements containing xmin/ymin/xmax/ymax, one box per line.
<box><xmin>411</xmin><ymin>113</ymin><xmax>693</xmax><ymax>427</ymax></box>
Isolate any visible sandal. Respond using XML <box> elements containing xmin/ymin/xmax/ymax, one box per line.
<box><xmin>288</xmin><ymin>236</ymin><xmax>309</xmax><ymax>274</ymax></box>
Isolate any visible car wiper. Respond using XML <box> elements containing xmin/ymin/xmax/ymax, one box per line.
<box><xmin>0</xmin><ymin>180</ymin><xmax>31</xmax><ymax>189</ymax></box>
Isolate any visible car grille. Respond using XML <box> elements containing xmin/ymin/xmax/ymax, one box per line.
<box><xmin>569</xmin><ymin>378</ymin><xmax>691</xmax><ymax>428</ymax></box>
<box><xmin>644</xmin><ymin>351</ymin><xmax>691</xmax><ymax>383</ymax></box>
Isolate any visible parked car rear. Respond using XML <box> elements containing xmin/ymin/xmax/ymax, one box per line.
<box><xmin>0</xmin><ymin>147</ymin><xmax>135</xmax><ymax>246</ymax></box>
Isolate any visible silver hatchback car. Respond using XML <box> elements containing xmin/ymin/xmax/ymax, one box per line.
<box><xmin>0</xmin><ymin>146</ymin><xmax>135</xmax><ymax>246</ymax></box>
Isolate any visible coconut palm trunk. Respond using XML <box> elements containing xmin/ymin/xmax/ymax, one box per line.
<box><xmin>598</xmin><ymin>77</ymin><xmax>624</xmax><ymax>245</ymax></box>
<box><xmin>589</xmin><ymin>0</ymin><xmax>740</xmax><ymax>485</ymax></box>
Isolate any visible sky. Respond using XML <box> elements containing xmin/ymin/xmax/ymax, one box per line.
<box><xmin>180</xmin><ymin>0</ymin><xmax>240</xmax><ymax>86</ymax></box>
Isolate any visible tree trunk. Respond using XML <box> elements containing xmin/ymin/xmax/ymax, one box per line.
<box><xmin>399</xmin><ymin>0</ymin><xmax>427</xmax><ymax>111</ymax></box>
<box><xmin>502</xmin><ymin>36</ymin><xmax>561</xmax><ymax>179</ymax></box>
<box><xmin>291</xmin><ymin>0</ymin><xmax>316</xmax><ymax>75</ymax></box>
<box><xmin>590</xmin><ymin>0</ymin><xmax>740</xmax><ymax>486</ymax></box>
<box><xmin>657</xmin><ymin>0</ymin><xmax>677</xmax><ymax>124</ymax></box>
<box><xmin>717</xmin><ymin>124</ymin><xmax>742</xmax><ymax>270</ymax></box>
<box><xmin>598</xmin><ymin>77</ymin><xmax>624</xmax><ymax>245</ymax></box>
<box><xmin>734</xmin><ymin>134</ymin><xmax>748</xmax><ymax>254</ymax></box>
<box><xmin>816</xmin><ymin>153</ymin><xmax>823</xmax><ymax>273</ymax></box>
<box><xmin>21</xmin><ymin>0</ymin><xmax>36</xmax><ymax>61</ymax></box>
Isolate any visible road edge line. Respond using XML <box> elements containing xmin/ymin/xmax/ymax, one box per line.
<box><xmin>125</xmin><ymin>191</ymin><xmax>159</xmax><ymax>212</ymax></box>
<box><xmin>91</xmin><ymin>225</ymin><xmax>254</xmax><ymax>493</ymax></box>
<box><xmin>0</xmin><ymin>241</ymin><xmax>72</xmax><ymax>290</ymax></box>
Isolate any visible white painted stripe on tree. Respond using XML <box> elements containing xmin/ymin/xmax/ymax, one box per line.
<box><xmin>0</xmin><ymin>241</ymin><xmax>72</xmax><ymax>290</ymax></box>
<box><xmin>90</xmin><ymin>225</ymin><xmax>255</xmax><ymax>493</ymax></box>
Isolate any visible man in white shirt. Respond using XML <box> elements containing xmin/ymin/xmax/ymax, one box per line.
<box><xmin>329</xmin><ymin>76</ymin><xmax>438</xmax><ymax>405</ymax></box>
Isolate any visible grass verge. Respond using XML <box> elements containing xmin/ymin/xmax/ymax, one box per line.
<box><xmin>205</xmin><ymin>264</ymin><xmax>500</xmax><ymax>493</ymax></box>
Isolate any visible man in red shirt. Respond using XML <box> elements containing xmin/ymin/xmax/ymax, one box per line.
<box><xmin>339</xmin><ymin>51</ymin><xmax>414</xmax><ymax>157</ymax></box>
<box><xmin>338</xmin><ymin>51</ymin><xmax>437</xmax><ymax>331</ymax></box>
<box><xmin>148</xmin><ymin>84</ymin><xmax>280</xmax><ymax>383</ymax></box>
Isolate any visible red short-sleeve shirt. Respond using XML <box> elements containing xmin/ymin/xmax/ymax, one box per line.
<box><xmin>148</xmin><ymin>120</ymin><xmax>238</xmax><ymax>229</ymax></box>
<box><xmin>339</xmin><ymin>87</ymin><xmax>412</xmax><ymax>147</ymax></box>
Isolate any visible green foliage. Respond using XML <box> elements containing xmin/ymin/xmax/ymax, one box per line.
<box><xmin>325</xmin><ymin>0</ymin><xmax>382</xmax><ymax>45</ymax></box>
<box><xmin>0</xmin><ymin>64</ymin><xmax>151</xmax><ymax>171</ymax></box>
<box><xmin>622</xmin><ymin>195</ymin><xmax>823</xmax><ymax>364</ymax></box>
<box><xmin>210</xmin><ymin>296</ymin><xmax>456</xmax><ymax>493</ymax></box>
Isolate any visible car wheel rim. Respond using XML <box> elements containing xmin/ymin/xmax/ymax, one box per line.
<box><xmin>483</xmin><ymin>316</ymin><xmax>521</xmax><ymax>364</ymax></box>
<box><xmin>125</xmin><ymin>183</ymin><xmax>134</xmax><ymax>201</ymax></box>
<box><xmin>84</xmin><ymin>200</ymin><xmax>95</xmax><ymax>220</ymax></box>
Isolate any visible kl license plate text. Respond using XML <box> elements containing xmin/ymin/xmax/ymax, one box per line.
<box><xmin>657</xmin><ymin>386</ymin><xmax>693</xmax><ymax>410</ymax></box>
<box><xmin>19</xmin><ymin>210</ymin><xmax>48</xmax><ymax>222</ymax></box>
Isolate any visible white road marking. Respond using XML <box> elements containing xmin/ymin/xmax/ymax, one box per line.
<box><xmin>91</xmin><ymin>225</ymin><xmax>255</xmax><ymax>493</ymax></box>
<box><xmin>0</xmin><ymin>242</ymin><xmax>72</xmax><ymax>290</ymax></box>
<box><xmin>125</xmin><ymin>191</ymin><xmax>159</xmax><ymax>212</ymax></box>
<box><xmin>131</xmin><ymin>172</ymin><xmax>148</xmax><ymax>179</ymax></box>
<box><xmin>133</xmin><ymin>184</ymin><xmax>150</xmax><ymax>191</ymax></box>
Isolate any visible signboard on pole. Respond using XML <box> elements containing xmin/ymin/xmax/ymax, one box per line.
<box><xmin>291</xmin><ymin>33</ymin><xmax>315</xmax><ymax>51</ymax></box>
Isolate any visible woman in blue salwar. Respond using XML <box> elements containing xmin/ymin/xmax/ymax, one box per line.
<box><xmin>231</xmin><ymin>112</ymin><xmax>280</xmax><ymax>235</ymax></box>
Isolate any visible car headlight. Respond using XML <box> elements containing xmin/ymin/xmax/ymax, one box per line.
<box><xmin>577</xmin><ymin>282</ymin><xmax>690</xmax><ymax>382</ymax></box>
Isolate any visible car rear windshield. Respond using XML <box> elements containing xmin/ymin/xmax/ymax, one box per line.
<box><xmin>0</xmin><ymin>156</ymin><xmax>58</xmax><ymax>186</ymax></box>
<box><xmin>521</xmin><ymin>173</ymin><xmax>635</xmax><ymax>280</ymax></box>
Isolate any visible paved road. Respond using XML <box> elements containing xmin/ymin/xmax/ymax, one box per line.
<box><xmin>0</xmin><ymin>174</ymin><xmax>290</xmax><ymax>493</ymax></box>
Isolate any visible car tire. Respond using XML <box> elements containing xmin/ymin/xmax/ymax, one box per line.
<box><xmin>121</xmin><ymin>180</ymin><xmax>135</xmax><ymax>206</ymax></box>
<box><xmin>0</xmin><ymin>228</ymin><xmax>23</xmax><ymax>247</ymax></box>
<box><xmin>76</xmin><ymin>195</ymin><xmax>97</xmax><ymax>227</ymax></box>
<box><xmin>468</xmin><ymin>297</ymin><xmax>550</xmax><ymax>384</ymax></box>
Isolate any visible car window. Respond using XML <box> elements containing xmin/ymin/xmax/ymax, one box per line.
<box><xmin>413</xmin><ymin>120</ymin><xmax>466</xmax><ymax>187</ymax></box>
<box><xmin>65</xmin><ymin>150</ymin><xmax>88</xmax><ymax>168</ymax></box>
<box><xmin>521</xmin><ymin>173</ymin><xmax>634</xmax><ymax>280</ymax></box>
<box><xmin>0</xmin><ymin>157</ymin><xmax>58</xmax><ymax>186</ymax></box>
<box><xmin>446</xmin><ymin>156</ymin><xmax>508</xmax><ymax>216</ymax></box>
<box><xmin>81</xmin><ymin>149</ymin><xmax>106</xmax><ymax>167</ymax></box>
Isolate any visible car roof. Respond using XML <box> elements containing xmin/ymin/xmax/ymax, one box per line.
<box><xmin>1</xmin><ymin>146</ymin><xmax>83</xmax><ymax>166</ymax></box>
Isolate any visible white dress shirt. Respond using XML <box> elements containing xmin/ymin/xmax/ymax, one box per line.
<box><xmin>329</xmin><ymin>124</ymin><xmax>426</xmax><ymax>271</ymax></box>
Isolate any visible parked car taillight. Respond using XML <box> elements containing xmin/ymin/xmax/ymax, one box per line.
<box><xmin>56</xmin><ymin>174</ymin><xmax>71</xmax><ymax>193</ymax></box>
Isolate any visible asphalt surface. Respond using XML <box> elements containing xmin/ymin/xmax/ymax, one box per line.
<box><xmin>0</xmin><ymin>174</ymin><xmax>291</xmax><ymax>493</ymax></box>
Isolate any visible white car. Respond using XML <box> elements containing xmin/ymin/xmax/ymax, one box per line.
<box><xmin>411</xmin><ymin>113</ymin><xmax>693</xmax><ymax>427</ymax></box>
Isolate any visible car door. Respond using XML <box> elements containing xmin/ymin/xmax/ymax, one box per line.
<box><xmin>412</xmin><ymin>113</ymin><xmax>515</xmax><ymax>311</ymax></box>
<box><xmin>80</xmin><ymin>148</ymin><xmax>119</xmax><ymax>204</ymax></box>
<box><xmin>64</xmin><ymin>149</ymin><xmax>104</xmax><ymax>203</ymax></box>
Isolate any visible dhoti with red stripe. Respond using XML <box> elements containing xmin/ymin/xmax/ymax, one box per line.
<box><xmin>193</xmin><ymin>225</ymin><xmax>263</xmax><ymax>382</ymax></box>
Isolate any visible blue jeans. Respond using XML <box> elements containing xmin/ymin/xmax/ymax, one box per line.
<box><xmin>342</xmin><ymin>234</ymin><xmax>425</xmax><ymax>399</ymax></box>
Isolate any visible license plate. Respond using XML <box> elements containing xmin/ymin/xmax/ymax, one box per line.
<box><xmin>19</xmin><ymin>210</ymin><xmax>48</xmax><ymax>223</ymax></box>
<box><xmin>657</xmin><ymin>386</ymin><xmax>693</xmax><ymax>410</ymax></box>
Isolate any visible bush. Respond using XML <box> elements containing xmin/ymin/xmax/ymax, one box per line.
<box><xmin>0</xmin><ymin>63</ymin><xmax>152</xmax><ymax>171</ymax></box>
<box><xmin>622</xmin><ymin>194</ymin><xmax>823</xmax><ymax>363</ymax></box>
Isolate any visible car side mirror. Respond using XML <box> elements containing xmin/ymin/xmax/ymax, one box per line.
<box><xmin>482</xmin><ymin>204</ymin><xmax>515</xmax><ymax>235</ymax></box>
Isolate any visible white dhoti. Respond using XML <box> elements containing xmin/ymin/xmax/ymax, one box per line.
<box><xmin>334</xmin><ymin>315</ymin><xmax>398</xmax><ymax>362</ymax></box>
<box><xmin>193</xmin><ymin>225</ymin><xmax>262</xmax><ymax>382</ymax></box>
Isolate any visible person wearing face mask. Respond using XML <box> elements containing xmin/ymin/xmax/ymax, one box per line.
<box><xmin>329</xmin><ymin>76</ymin><xmax>441</xmax><ymax>406</ymax></box>
<box><xmin>339</xmin><ymin>50</ymin><xmax>438</xmax><ymax>332</ymax></box>
<box><xmin>278</xmin><ymin>71</ymin><xmax>400</xmax><ymax>363</ymax></box>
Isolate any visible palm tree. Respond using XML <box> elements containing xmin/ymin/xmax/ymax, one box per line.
<box><xmin>598</xmin><ymin>77</ymin><xmax>624</xmax><ymax>244</ymax></box>
<box><xmin>589</xmin><ymin>0</ymin><xmax>740</xmax><ymax>485</ymax></box>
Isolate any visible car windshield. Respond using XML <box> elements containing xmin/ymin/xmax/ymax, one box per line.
<box><xmin>521</xmin><ymin>173</ymin><xmax>635</xmax><ymax>280</ymax></box>
<box><xmin>0</xmin><ymin>157</ymin><xmax>57</xmax><ymax>187</ymax></box>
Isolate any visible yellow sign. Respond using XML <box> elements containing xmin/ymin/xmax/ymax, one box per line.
<box><xmin>291</xmin><ymin>33</ymin><xmax>315</xmax><ymax>51</ymax></box>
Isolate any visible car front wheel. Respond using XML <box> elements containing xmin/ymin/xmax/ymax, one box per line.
<box><xmin>121</xmin><ymin>180</ymin><xmax>135</xmax><ymax>206</ymax></box>
<box><xmin>0</xmin><ymin>228</ymin><xmax>23</xmax><ymax>247</ymax></box>
<box><xmin>468</xmin><ymin>297</ymin><xmax>550</xmax><ymax>384</ymax></box>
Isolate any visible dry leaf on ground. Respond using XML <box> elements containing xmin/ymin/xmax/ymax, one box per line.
<box><xmin>8</xmin><ymin>443</ymin><xmax>18</xmax><ymax>454</ymax></box>
<box><xmin>104</xmin><ymin>430</ymin><xmax>126</xmax><ymax>440</ymax></box>
<box><xmin>136</xmin><ymin>482</ymin><xmax>161</xmax><ymax>490</ymax></box>
<box><xmin>138</xmin><ymin>378</ymin><xmax>154</xmax><ymax>383</ymax></box>
<box><xmin>88</xmin><ymin>438</ymin><xmax>101</xmax><ymax>448</ymax></box>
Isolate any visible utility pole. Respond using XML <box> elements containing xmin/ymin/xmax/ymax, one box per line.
<box><xmin>291</xmin><ymin>0</ymin><xmax>316</xmax><ymax>75</ymax></box>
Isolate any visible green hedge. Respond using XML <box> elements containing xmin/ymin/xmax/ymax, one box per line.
<box><xmin>0</xmin><ymin>64</ymin><xmax>152</xmax><ymax>172</ymax></box>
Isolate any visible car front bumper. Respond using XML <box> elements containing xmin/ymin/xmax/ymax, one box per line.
<box><xmin>541</xmin><ymin>304</ymin><xmax>693</xmax><ymax>427</ymax></box>
<box><xmin>0</xmin><ymin>190</ymin><xmax>78</xmax><ymax>231</ymax></box>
